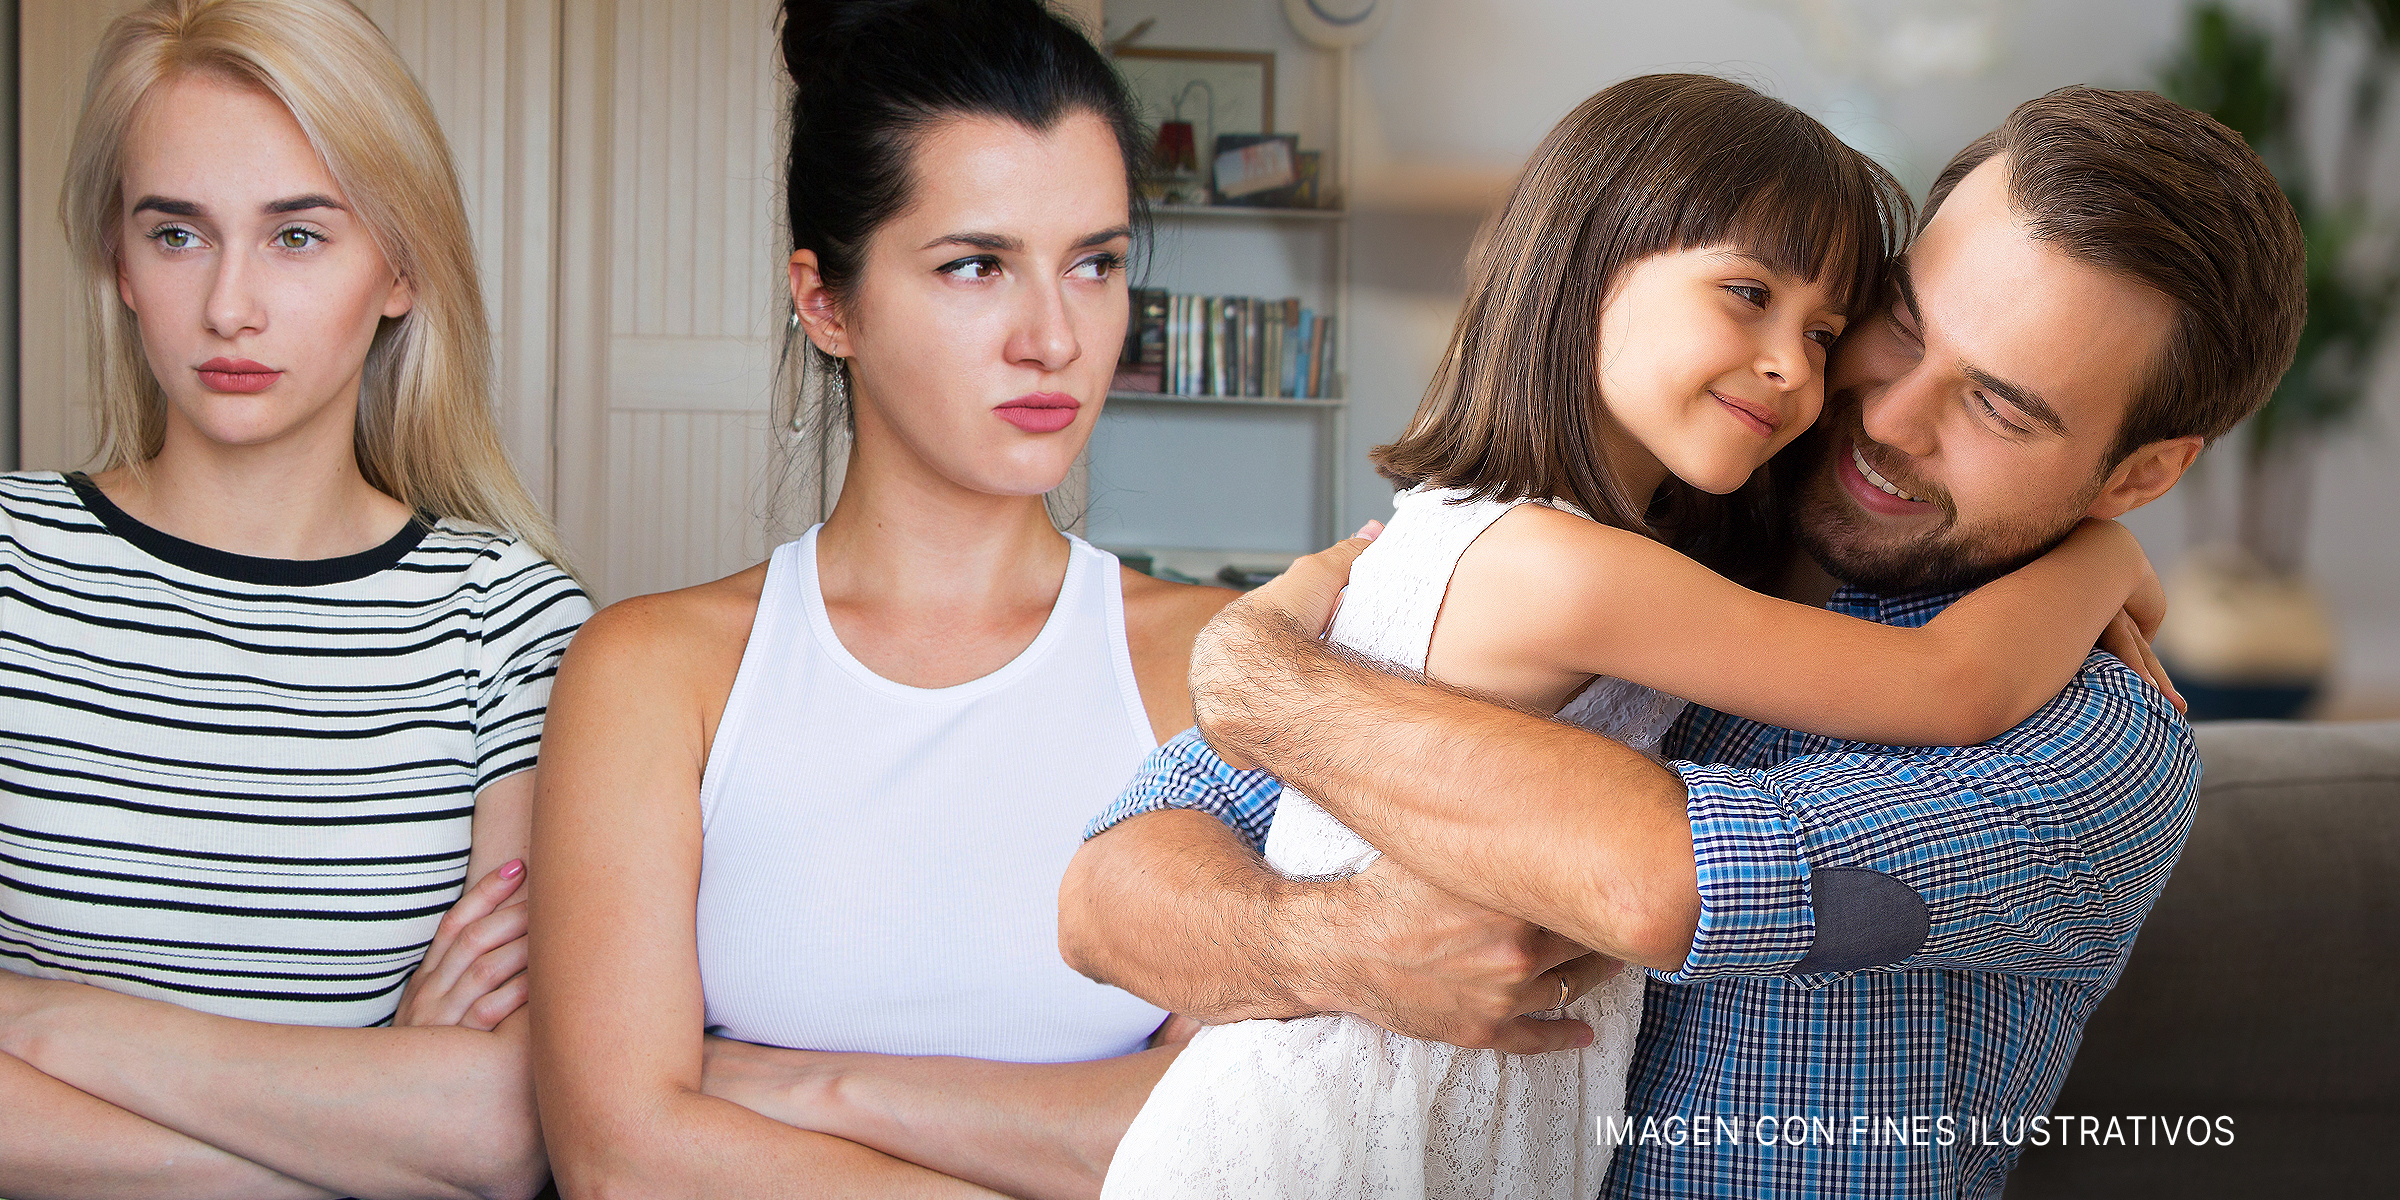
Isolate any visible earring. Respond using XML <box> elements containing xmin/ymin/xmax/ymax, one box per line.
<box><xmin>789</xmin><ymin>310</ymin><xmax>800</xmax><ymax>333</ymax></box>
<box><xmin>828</xmin><ymin>352</ymin><xmax>849</xmax><ymax>410</ymax></box>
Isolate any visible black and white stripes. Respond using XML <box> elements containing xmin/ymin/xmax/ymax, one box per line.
<box><xmin>0</xmin><ymin>472</ymin><xmax>590</xmax><ymax>1026</ymax></box>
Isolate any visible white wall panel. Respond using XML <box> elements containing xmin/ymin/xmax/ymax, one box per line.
<box><xmin>602</xmin><ymin>408</ymin><xmax>780</xmax><ymax>602</ymax></box>
<box><xmin>17</xmin><ymin>0</ymin><xmax>139</xmax><ymax>472</ymax></box>
<box><xmin>359</xmin><ymin>0</ymin><xmax>561</xmax><ymax>500</ymax></box>
<box><xmin>561</xmin><ymin>0</ymin><xmax>795</xmax><ymax>603</ymax></box>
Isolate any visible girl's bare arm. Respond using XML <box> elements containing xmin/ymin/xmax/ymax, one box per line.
<box><xmin>1437</xmin><ymin>505</ymin><xmax>2163</xmax><ymax>747</ymax></box>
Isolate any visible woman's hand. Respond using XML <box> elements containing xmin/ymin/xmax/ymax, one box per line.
<box><xmin>699</xmin><ymin>1036</ymin><xmax>843</xmax><ymax>1131</ymax></box>
<box><xmin>392</xmin><ymin>859</ymin><xmax>529</xmax><ymax>1030</ymax></box>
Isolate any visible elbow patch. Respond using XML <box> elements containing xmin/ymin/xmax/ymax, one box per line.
<box><xmin>1791</xmin><ymin>867</ymin><xmax>1929</xmax><ymax>973</ymax></box>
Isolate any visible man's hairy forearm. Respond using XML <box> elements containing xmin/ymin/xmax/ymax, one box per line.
<box><xmin>1</xmin><ymin>977</ymin><xmax>543</xmax><ymax>1200</ymax></box>
<box><xmin>1060</xmin><ymin>809</ymin><xmax>1350</xmax><ymax>1023</ymax></box>
<box><xmin>1191</xmin><ymin>606</ymin><xmax>1702</xmax><ymax>968</ymax></box>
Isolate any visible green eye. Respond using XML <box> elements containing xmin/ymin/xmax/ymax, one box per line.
<box><xmin>274</xmin><ymin>228</ymin><xmax>321</xmax><ymax>250</ymax></box>
<box><xmin>153</xmin><ymin>227</ymin><xmax>195</xmax><ymax>250</ymax></box>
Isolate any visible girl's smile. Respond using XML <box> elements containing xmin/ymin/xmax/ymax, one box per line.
<box><xmin>1595</xmin><ymin>244</ymin><xmax>1847</xmax><ymax>497</ymax></box>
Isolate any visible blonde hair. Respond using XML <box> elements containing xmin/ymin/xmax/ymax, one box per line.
<box><xmin>62</xmin><ymin>0</ymin><xmax>571</xmax><ymax>571</ymax></box>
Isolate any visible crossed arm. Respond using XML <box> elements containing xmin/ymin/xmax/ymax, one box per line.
<box><xmin>0</xmin><ymin>775</ymin><xmax>550</xmax><ymax>1200</ymax></box>
<box><xmin>531</xmin><ymin>593</ymin><xmax>1186</xmax><ymax>1200</ymax></box>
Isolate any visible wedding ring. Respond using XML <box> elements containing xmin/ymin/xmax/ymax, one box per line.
<box><xmin>1555</xmin><ymin>973</ymin><xmax>1571</xmax><ymax>1014</ymax></box>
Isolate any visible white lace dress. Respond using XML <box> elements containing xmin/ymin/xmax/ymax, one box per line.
<box><xmin>1102</xmin><ymin>486</ymin><xmax>1686</xmax><ymax>1200</ymax></box>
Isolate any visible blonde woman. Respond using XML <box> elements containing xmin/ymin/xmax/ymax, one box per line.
<box><xmin>0</xmin><ymin>2</ymin><xmax>584</xmax><ymax>1198</ymax></box>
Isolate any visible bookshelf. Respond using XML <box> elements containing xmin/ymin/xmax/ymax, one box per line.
<box><xmin>1084</xmin><ymin>197</ymin><xmax>1351</xmax><ymax>579</ymax></box>
<box><xmin>1109</xmin><ymin>390</ymin><xmax>1343</xmax><ymax>409</ymax></box>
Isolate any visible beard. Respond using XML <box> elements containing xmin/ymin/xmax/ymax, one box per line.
<box><xmin>1791</xmin><ymin>405</ymin><xmax>2101</xmax><ymax>595</ymax></box>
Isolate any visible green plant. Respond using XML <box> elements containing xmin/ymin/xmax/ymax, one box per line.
<box><xmin>2158</xmin><ymin>1</ymin><xmax>2397</xmax><ymax>571</ymax></box>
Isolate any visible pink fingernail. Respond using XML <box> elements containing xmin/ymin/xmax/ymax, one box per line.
<box><xmin>1575</xmin><ymin>1028</ymin><xmax>1594</xmax><ymax>1048</ymax></box>
<box><xmin>500</xmin><ymin>859</ymin><xmax>525</xmax><ymax>880</ymax></box>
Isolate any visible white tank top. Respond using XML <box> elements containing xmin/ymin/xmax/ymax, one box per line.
<box><xmin>694</xmin><ymin>526</ymin><xmax>1168</xmax><ymax>1062</ymax></box>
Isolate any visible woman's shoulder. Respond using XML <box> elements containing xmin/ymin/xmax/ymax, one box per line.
<box><xmin>0</xmin><ymin>470</ymin><xmax>95</xmax><ymax>528</ymax></box>
<box><xmin>418</xmin><ymin>516</ymin><xmax>574</xmax><ymax>583</ymax></box>
<box><xmin>1118</xmin><ymin>566</ymin><xmax>1239</xmax><ymax>652</ymax></box>
<box><xmin>1115</xmin><ymin>565</ymin><xmax>1239</xmax><ymax>739</ymax></box>
<box><xmin>416</xmin><ymin>517</ymin><xmax>594</xmax><ymax>631</ymax></box>
<box><xmin>567</xmin><ymin>560</ymin><xmax>770</xmax><ymax>681</ymax></box>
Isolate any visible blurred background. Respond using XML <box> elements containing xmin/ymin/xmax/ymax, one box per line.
<box><xmin>4</xmin><ymin>0</ymin><xmax>2395</xmax><ymax>719</ymax></box>
<box><xmin>1096</xmin><ymin>0</ymin><xmax>2400</xmax><ymax>722</ymax></box>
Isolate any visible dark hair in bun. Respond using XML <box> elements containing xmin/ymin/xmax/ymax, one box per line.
<box><xmin>779</xmin><ymin>0</ymin><xmax>1146</xmax><ymax>298</ymax></box>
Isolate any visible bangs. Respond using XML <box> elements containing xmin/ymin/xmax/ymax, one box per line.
<box><xmin>1719</xmin><ymin>168</ymin><xmax>1901</xmax><ymax>317</ymax></box>
<box><xmin>1645</xmin><ymin>116</ymin><xmax>1912</xmax><ymax>318</ymax></box>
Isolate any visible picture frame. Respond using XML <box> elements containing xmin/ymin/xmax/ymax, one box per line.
<box><xmin>1113</xmin><ymin>47</ymin><xmax>1276</xmax><ymax>192</ymax></box>
<box><xmin>1211</xmin><ymin>134</ymin><xmax>1302</xmax><ymax>205</ymax></box>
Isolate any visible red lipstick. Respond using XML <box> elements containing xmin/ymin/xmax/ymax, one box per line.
<box><xmin>995</xmin><ymin>392</ymin><xmax>1080</xmax><ymax>434</ymax></box>
<box><xmin>197</xmin><ymin>358</ymin><xmax>281</xmax><ymax>394</ymax></box>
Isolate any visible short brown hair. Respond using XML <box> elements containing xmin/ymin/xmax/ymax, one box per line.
<box><xmin>1373</xmin><ymin>74</ymin><xmax>1910</xmax><ymax>554</ymax></box>
<box><xmin>1923</xmin><ymin>86</ymin><xmax>2305</xmax><ymax>463</ymax></box>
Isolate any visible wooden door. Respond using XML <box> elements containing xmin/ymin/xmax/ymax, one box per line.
<box><xmin>554</xmin><ymin>0</ymin><xmax>795</xmax><ymax>604</ymax></box>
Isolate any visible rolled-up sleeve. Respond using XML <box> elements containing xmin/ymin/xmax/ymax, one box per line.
<box><xmin>1659</xmin><ymin>660</ymin><xmax>2199</xmax><ymax>989</ymax></box>
<box><xmin>1086</xmin><ymin>727</ymin><xmax>1283</xmax><ymax>853</ymax></box>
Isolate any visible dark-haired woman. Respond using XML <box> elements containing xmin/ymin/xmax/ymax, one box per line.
<box><xmin>528</xmin><ymin>1</ymin><xmax>1227</xmax><ymax>1195</ymax></box>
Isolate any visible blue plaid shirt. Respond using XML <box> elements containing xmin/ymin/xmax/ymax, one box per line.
<box><xmin>1084</xmin><ymin>588</ymin><xmax>2198</xmax><ymax>1199</ymax></box>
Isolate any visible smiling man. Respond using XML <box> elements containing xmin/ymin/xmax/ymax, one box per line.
<box><xmin>1058</xmin><ymin>86</ymin><xmax>2304</xmax><ymax>1198</ymax></box>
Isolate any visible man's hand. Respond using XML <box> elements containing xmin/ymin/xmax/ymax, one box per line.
<box><xmin>1191</xmin><ymin>523</ymin><xmax>1379</xmax><ymax>768</ymax></box>
<box><xmin>1315</xmin><ymin>855</ymin><xmax>1622</xmax><ymax>1055</ymax></box>
<box><xmin>392</xmin><ymin>859</ymin><xmax>529</xmax><ymax>1030</ymax></box>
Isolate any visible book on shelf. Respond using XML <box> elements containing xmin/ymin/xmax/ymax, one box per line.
<box><xmin>1308</xmin><ymin>312</ymin><xmax>1335</xmax><ymax>399</ymax></box>
<box><xmin>1135</xmin><ymin>290</ymin><xmax>1333</xmax><ymax>400</ymax></box>
<box><xmin>1111</xmin><ymin>287</ymin><xmax>1168</xmax><ymax>393</ymax></box>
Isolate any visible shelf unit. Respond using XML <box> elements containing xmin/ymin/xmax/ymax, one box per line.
<box><xmin>1083</xmin><ymin>192</ymin><xmax>1352</xmax><ymax>577</ymax></box>
<box><xmin>1108</xmin><ymin>389</ymin><xmax>1344</xmax><ymax>409</ymax></box>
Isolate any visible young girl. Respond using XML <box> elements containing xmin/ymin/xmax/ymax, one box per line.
<box><xmin>1101</xmin><ymin>74</ymin><xmax>2168</xmax><ymax>1200</ymax></box>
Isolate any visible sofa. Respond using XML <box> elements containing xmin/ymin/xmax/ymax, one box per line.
<box><xmin>2003</xmin><ymin>719</ymin><xmax>2400</xmax><ymax>1198</ymax></box>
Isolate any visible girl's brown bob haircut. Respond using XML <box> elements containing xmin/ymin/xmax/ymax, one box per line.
<box><xmin>1374</xmin><ymin>74</ymin><xmax>1911</xmax><ymax>581</ymax></box>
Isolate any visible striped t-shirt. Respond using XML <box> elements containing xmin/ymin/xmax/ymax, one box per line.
<box><xmin>0</xmin><ymin>471</ymin><xmax>591</xmax><ymax>1027</ymax></box>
